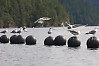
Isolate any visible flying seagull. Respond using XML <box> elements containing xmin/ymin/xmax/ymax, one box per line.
<box><xmin>34</xmin><ymin>17</ymin><xmax>51</xmax><ymax>24</ymax></box>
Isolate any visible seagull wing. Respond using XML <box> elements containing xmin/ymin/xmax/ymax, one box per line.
<box><xmin>70</xmin><ymin>30</ymin><xmax>79</xmax><ymax>35</ymax></box>
<box><xmin>89</xmin><ymin>30</ymin><xmax>96</xmax><ymax>34</ymax></box>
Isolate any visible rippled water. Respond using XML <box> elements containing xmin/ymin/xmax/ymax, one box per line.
<box><xmin>0</xmin><ymin>26</ymin><xmax>99</xmax><ymax>66</ymax></box>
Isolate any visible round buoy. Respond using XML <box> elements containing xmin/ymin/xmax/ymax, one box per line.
<box><xmin>10</xmin><ymin>35</ymin><xmax>17</xmax><ymax>44</ymax></box>
<box><xmin>44</xmin><ymin>36</ymin><xmax>54</xmax><ymax>46</ymax></box>
<box><xmin>26</xmin><ymin>35</ymin><xmax>36</xmax><ymax>45</ymax></box>
<box><xmin>54</xmin><ymin>35</ymin><xmax>66</xmax><ymax>46</ymax></box>
<box><xmin>68</xmin><ymin>36</ymin><xmax>81</xmax><ymax>47</ymax></box>
<box><xmin>0</xmin><ymin>35</ymin><xmax>9</xmax><ymax>43</ymax></box>
<box><xmin>17</xmin><ymin>35</ymin><xmax>25</xmax><ymax>44</ymax></box>
<box><xmin>87</xmin><ymin>36</ymin><xmax>99</xmax><ymax>48</ymax></box>
<box><xmin>0</xmin><ymin>37</ymin><xmax>1</xmax><ymax>42</ymax></box>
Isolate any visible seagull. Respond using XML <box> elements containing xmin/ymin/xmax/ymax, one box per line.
<box><xmin>68</xmin><ymin>30</ymin><xmax>80</xmax><ymax>36</ymax></box>
<box><xmin>48</xmin><ymin>28</ymin><xmax>52</xmax><ymax>34</ymax></box>
<box><xmin>16</xmin><ymin>27</ymin><xmax>23</xmax><ymax>34</ymax></box>
<box><xmin>0</xmin><ymin>28</ymin><xmax>8</xmax><ymax>34</ymax></box>
<box><xmin>61</xmin><ymin>22</ymin><xmax>66</xmax><ymax>29</ymax></box>
<box><xmin>24</xmin><ymin>28</ymin><xmax>27</xmax><ymax>32</ymax></box>
<box><xmin>23</xmin><ymin>26</ymin><xmax>27</xmax><ymax>32</ymax></box>
<box><xmin>85</xmin><ymin>28</ymin><xmax>97</xmax><ymax>35</ymax></box>
<box><xmin>11</xmin><ymin>28</ymin><xmax>17</xmax><ymax>33</ymax></box>
<box><xmin>65</xmin><ymin>22</ymin><xmax>73</xmax><ymax>29</ymax></box>
<box><xmin>67</xmin><ymin>25</ymin><xmax>72</xmax><ymax>29</ymax></box>
<box><xmin>34</xmin><ymin>17</ymin><xmax>51</xmax><ymax>24</ymax></box>
<box><xmin>23</xmin><ymin>26</ymin><xmax>26</xmax><ymax>30</ymax></box>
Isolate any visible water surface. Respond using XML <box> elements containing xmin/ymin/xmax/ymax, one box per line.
<box><xmin>0</xmin><ymin>26</ymin><xmax>99</xmax><ymax>66</ymax></box>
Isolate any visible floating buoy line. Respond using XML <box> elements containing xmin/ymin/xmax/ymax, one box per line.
<box><xmin>0</xmin><ymin>27</ymin><xmax>99</xmax><ymax>49</ymax></box>
<box><xmin>0</xmin><ymin>34</ymin><xmax>99</xmax><ymax>49</ymax></box>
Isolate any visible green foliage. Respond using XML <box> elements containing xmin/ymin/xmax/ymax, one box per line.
<box><xmin>0</xmin><ymin>0</ymin><xmax>69</xmax><ymax>27</ymax></box>
<box><xmin>59</xmin><ymin>0</ymin><xmax>99</xmax><ymax>25</ymax></box>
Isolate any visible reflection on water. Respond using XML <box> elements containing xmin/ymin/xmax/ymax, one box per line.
<box><xmin>0</xmin><ymin>26</ymin><xmax>99</xmax><ymax>66</ymax></box>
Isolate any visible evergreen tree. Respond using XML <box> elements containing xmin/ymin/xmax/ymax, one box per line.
<box><xmin>59</xmin><ymin>0</ymin><xmax>99</xmax><ymax>25</ymax></box>
<box><xmin>0</xmin><ymin>0</ymin><xmax>69</xmax><ymax>27</ymax></box>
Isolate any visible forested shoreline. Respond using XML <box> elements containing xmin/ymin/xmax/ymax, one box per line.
<box><xmin>59</xmin><ymin>0</ymin><xmax>99</xmax><ymax>25</ymax></box>
<box><xmin>0</xmin><ymin>0</ymin><xmax>99</xmax><ymax>28</ymax></box>
<box><xmin>0</xmin><ymin>0</ymin><xmax>69</xmax><ymax>28</ymax></box>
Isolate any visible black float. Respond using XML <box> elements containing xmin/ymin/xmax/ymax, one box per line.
<box><xmin>0</xmin><ymin>37</ymin><xmax>1</xmax><ymax>42</ymax></box>
<box><xmin>10</xmin><ymin>35</ymin><xmax>25</xmax><ymax>44</ymax></box>
<box><xmin>0</xmin><ymin>35</ymin><xmax>9</xmax><ymax>43</ymax></box>
<box><xmin>87</xmin><ymin>36</ymin><xmax>99</xmax><ymax>48</ymax></box>
<box><xmin>68</xmin><ymin>36</ymin><xmax>81</xmax><ymax>47</ymax></box>
<box><xmin>26</xmin><ymin>35</ymin><xmax>36</xmax><ymax>45</ymax></box>
<box><xmin>44</xmin><ymin>36</ymin><xmax>54</xmax><ymax>46</ymax></box>
<box><xmin>54</xmin><ymin>35</ymin><xmax>66</xmax><ymax>46</ymax></box>
<box><xmin>10</xmin><ymin>35</ymin><xmax>17</xmax><ymax>44</ymax></box>
<box><xmin>17</xmin><ymin>35</ymin><xmax>25</xmax><ymax>44</ymax></box>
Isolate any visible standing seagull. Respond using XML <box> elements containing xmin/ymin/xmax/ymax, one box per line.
<box><xmin>68</xmin><ymin>30</ymin><xmax>80</xmax><ymax>36</ymax></box>
<box><xmin>11</xmin><ymin>28</ymin><xmax>17</xmax><ymax>33</ymax></box>
<box><xmin>0</xmin><ymin>28</ymin><xmax>8</xmax><ymax>34</ymax></box>
<box><xmin>23</xmin><ymin>26</ymin><xmax>27</xmax><ymax>32</ymax></box>
<box><xmin>24</xmin><ymin>28</ymin><xmax>27</xmax><ymax>32</ymax></box>
<box><xmin>85</xmin><ymin>28</ymin><xmax>97</xmax><ymax>35</ymax></box>
<box><xmin>16</xmin><ymin>27</ymin><xmax>23</xmax><ymax>34</ymax></box>
<box><xmin>48</xmin><ymin>28</ymin><xmax>52</xmax><ymax>34</ymax></box>
<box><xmin>61</xmin><ymin>22</ymin><xmax>65</xmax><ymax>29</ymax></box>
